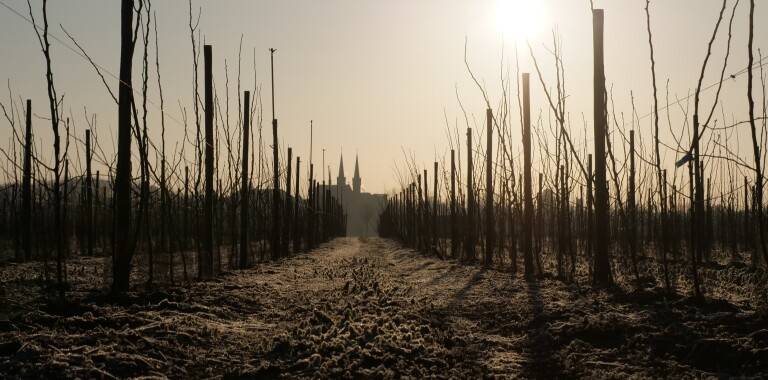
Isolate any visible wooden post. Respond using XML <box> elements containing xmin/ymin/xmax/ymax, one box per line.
<box><xmin>410</xmin><ymin>183</ymin><xmax>415</xmax><ymax>247</ymax></box>
<box><xmin>592</xmin><ymin>9</ymin><xmax>611</xmax><ymax>286</ymax></box>
<box><xmin>327</xmin><ymin>170</ymin><xmax>332</xmax><ymax>239</ymax></box>
<box><xmin>63</xmin><ymin>159</ymin><xmax>69</xmax><ymax>264</ymax></box>
<box><xmin>201</xmin><ymin>44</ymin><xmax>215</xmax><ymax>279</ymax></box>
<box><xmin>315</xmin><ymin>180</ymin><xmax>320</xmax><ymax>243</ymax></box>
<box><xmin>162</xmin><ymin>158</ymin><xmax>170</xmax><ymax>283</ymax></box>
<box><xmin>270</xmin><ymin>48</ymin><xmax>281</xmax><ymax>260</ymax></box>
<box><xmin>689</xmin><ymin>161</ymin><xmax>700</xmax><ymax>294</ymax></box>
<box><xmin>557</xmin><ymin>165</ymin><xmax>565</xmax><ymax>278</ymax></box>
<box><xmin>95</xmin><ymin>171</ymin><xmax>100</xmax><ymax>250</ymax></box>
<box><xmin>405</xmin><ymin>185</ymin><xmax>410</xmax><ymax>245</ymax></box>
<box><xmin>285</xmin><ymin>147</ymin><xmax>293</xmax><ymax>252</ymax></box>
<box><xmin>413</xmin><ymin>183</ymin><xmax>418</xmax><ymax>247</ymax></box>
<box><xmin>522</xmin><ymin>74</ymin><xmax>533</xmax><ymax>277</ymax></box>
<box><xmin>744</xmin><ymin>176</ymin><xmax>750</xmax><ymax>252</ymax></box>
<box><xmin>21</xmin><ymin>99</ymin><xmax>32</xmax><ymax>262</ymax></box>
<box><xmin>485</xmin><ymin>108</ymin><xmax>494</xmax><ymax>266</ymax></box>
<box><xmin>85</xmin><ymin>129</ymin><xmax>93</xmax><ymax>258</ymax></box>
<box><xmin>308</xmin><ymin>164</ymin><xmax>314</xmax><ymax>249</ymax></box>
<box><xmin>433</xmin><ymin>161</ymin><xmax>438</xmax><ymax>256</ymax></box>
<box><xmin>320</xmin><ymin>180</ymin><xmax>325</xmax><ymax>242</ymax></box>
<box><xmin>659</xmin><ymin>156</ymin><xmax>669</xmax><ymax>278</ymax></box>
<box><xmin>450</xmin><ymin>150</ymin><xmax>457</xmax><ymax>258</ymax></box>
<box><xmin>112</xmin><ymin>0</ymin><xmax>135</xmax><ymax>294</ymax></box>
<box><xmin>418</xmin><ymin>173</ymin><xmax>423</xmax><ymax>252</ymax></box>
<box><xmin>586</xmin><ymin>155</ymin><xmax>593</xmax><ymax>267</ymax></box>
<box><xmin>466</xmin><ymin>128</ymin><xmax>475</xmax><ymax>261</ymax></box>
<box><xmin>239</xmin><ymin>90</ymin><xmax>250</xmax><ymax>269</ymax></box>
<box><xmin>306</xmin><ymin>179</ymin><xmax>317</xmax><ymax>250</ymax></box>
<box><xmin>294</xmin><ymin>156</ymin><xmax>301</xmax><ymax>251</ymax></box>
<box><xmin>424</xmin><ymin>169</ymin><xmax>429</xmax><ymax>252</ymax></box>
<box><xmin>537</xmin><ymin>172</ymin><xmax>544</xmax><ymax>274</ymax></box>
<box><xmin>706</xmin><ymin>177</ymin><xmax>712</xmax><ymax>259</ymax></box>
<box><xmin>183</xmin><ymin>166</ymin><xmax>189</xmax><ymax>281</ymax></box>
<box><xmin>402</xmin><ymin>189</ymin><xmax>407</xmax><ymax>244</ymax></box>
<box><xmin>320</xmin><ymin>178</ymin><xmax>324</xmax><ymax>243</ymax></box>
<box><xmin>628</xmin><ymin>130</ymin><xmax>639</xmax><ymax>284</ymax></box>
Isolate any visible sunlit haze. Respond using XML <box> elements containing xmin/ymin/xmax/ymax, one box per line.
<box><xmin>0</xmin><ymin>0</ymin><xmax>765</xmax><ymax>195</ymax></box>
<box><xmin>495</xmin><ymin>0</ymin><xmax>549</xmax><ymax>41</ymax></box>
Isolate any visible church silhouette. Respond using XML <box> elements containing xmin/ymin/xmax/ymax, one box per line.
<box><xmin>334</xmin><ymin>154</ymin><xmax>387</xmax><ymax>237</ymax></box>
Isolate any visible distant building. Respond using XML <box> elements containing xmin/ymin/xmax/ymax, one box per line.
<box><xmin>335</xmin><ymin>154</ymin><xmax>387</xmax><ymax>237</ymax></box>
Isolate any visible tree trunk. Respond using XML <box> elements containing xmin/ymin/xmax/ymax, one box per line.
<box><xmin>746</xmin><ymin>0</ymin><xmax>767</xmax><ymax>267</ymax></box>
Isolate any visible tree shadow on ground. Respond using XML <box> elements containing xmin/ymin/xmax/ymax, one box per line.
<box><xmin>445</xmin><ymin>268</ymin><xmax>486</xmax><ymax>308</ymax></box>
<box><xmin>421</xmin><ymin>263</ymin><xmax>462</xmax><ymax>287</ymax></box>
<box><xmin>518</xmin><ymin>279</ymin><xmax>567</xmax><ymax>378</ymax></box>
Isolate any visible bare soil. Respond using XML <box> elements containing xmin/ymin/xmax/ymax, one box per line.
<box><xmin>1</xmin><ymin>237</ymin><xmax>767</xmax><ymax>378</ymax></box>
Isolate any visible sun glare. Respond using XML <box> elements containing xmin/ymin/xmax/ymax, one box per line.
<box><xmin>495</xmin><ymin>0</ymin><xmax>548</xmax><ymax>42</ymax></box>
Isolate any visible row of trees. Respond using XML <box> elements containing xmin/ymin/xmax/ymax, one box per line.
<box><xmin>379</xmin><ymin>2</ymin><xmax>767</xmax><ymax>297</ymax></box>
<box><xmin>0</xmin><ymin>0</ymin><xmax>346</xmax><ymax>296</ymax></box>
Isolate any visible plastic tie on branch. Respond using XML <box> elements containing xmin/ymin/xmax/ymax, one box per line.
<box><xmin>675</xmin><ymin>152</ymin><xmax>693</xmax><ymax>168</ymax></box>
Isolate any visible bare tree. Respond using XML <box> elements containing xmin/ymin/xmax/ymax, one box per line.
<box><xmin>746</xmin><ymin>0</ymin><xmax>767</xmax><ymax>267</ymax></box>
<box><xmin>28</xmin><ymin>0</ymin><xmax>67</xmax><ymax>297</ymax></box>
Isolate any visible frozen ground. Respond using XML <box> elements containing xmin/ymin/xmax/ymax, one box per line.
<box><xmin>1</xmin><ymin>237</ymin><xmax>767</xmax><ymax>378</ymax></box>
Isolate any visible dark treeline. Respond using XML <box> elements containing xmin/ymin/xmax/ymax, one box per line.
<box><xmin>0</xmin><ymin>0</ymin><xmax>346</xmax><ymax>297</ymax></box>
<box><xmin>379</xmin><ymin>4</ymin><xmax>767</xmax><ymax>297</ymax></box>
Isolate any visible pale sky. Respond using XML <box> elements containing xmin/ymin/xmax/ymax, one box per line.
<box><xmin>0</xmin><ymin>0</ymin><xmax>765</xmax><ymax>195</ymax></box>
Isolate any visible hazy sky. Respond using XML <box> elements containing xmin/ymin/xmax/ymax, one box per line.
<box><xmin>0</xmin><ymin>0</ymin><xmax>766</xmax><ymax>194</ymax></box>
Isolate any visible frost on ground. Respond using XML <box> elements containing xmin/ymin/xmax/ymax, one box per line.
<box><xmin>1</xmin><ymin>237</ymin><xmax>767</xmax><ymax>378</ymax></box>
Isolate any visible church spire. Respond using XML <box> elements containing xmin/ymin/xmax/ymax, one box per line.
<box><xmin>337</xmin><ymin>154</ymin><xmax>346</xmax><ymax>187</ymax></box>
<box><xmin>353</xmin><ymin>154</ymin><xmax>361</xmax><ymax>193</ymax></box>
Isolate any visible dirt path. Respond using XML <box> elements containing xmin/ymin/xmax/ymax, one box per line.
<box><xmin>2</xmin><ymin>237</ymin><xmax>766</xmax><ymax>378</ymax></box>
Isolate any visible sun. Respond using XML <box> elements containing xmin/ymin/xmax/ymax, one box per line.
<box><xmin>495</xmin><ymin>0</ymin><xmax>548</xmax><ymax>42</ymax></box>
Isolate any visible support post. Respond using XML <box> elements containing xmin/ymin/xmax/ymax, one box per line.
<box><xmin>21</xmin><ymin>100</ymin><xmax>32</xmax><ymax>261</ymax></box>
<box><xmin>522</xmin><ymin>74</ymin><xmax>534</xmax><ymax>277</ymax></box>
<box><xmin>239</xmin><ymin>90</ymin><xmax>250</xmax><ymax>268</ymax></box>
<box><xmin>285</xmin><ymin>147</ymin><xmax>293</xmax><ymax>252</ymax></box>
<box><xmin>485</xmin><ymin>108</ymin><xmax>494</xmax><ymax>266</ymax></box>
<box><xmin>450</xmin><ymin>149</ymin><xmax>457</xmax><ymax>258</ymax></box>
<box><xmin>592</xmin><ymin>9</ymin><xmax>611</xmax><ymax>286</ymax></box>
<box><xmin>270</xmin><ymin>48</ymin><xmax>281</xmax><ymax>259</ymax></box>
<box><xmin>294</xmin><ymin>156</ymin><xmax>301</xmax><ymax>251</ymax></box>
<box><xmin>433</xmin><ymin>161</ymin><xmax>438</xmax><ymax>256</ymax></box>
<box><xmin>202</xmin><ymin>44</ymin><xmax>215</xmax><ymax>278</ymax></box>
<box><xmin>466</xmin><ymin>128</ymin><xmax>475</xmax><ymax>261</ymax></box>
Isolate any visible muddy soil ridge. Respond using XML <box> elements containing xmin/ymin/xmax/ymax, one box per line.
<box><xmin>1</xmin><ymin>237</ymin><xmax>766</xmax><ymax>378</ymax></box>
